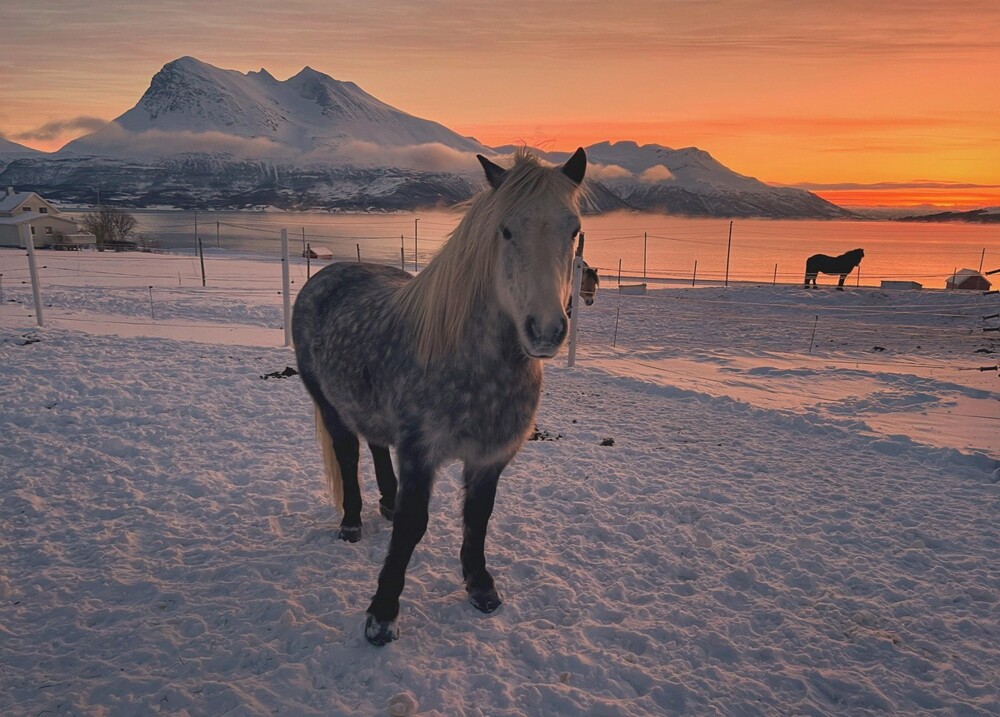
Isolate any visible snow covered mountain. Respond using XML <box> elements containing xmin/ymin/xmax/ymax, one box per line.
<box><xmin>2</xmin><ymin>58</ymin><xmax>848</xmax><ymax>217</ymax></box>
<box><xmin>519</xmin><ymin>141</ymin><xmax>850</xmax><ymax>219</ymax></box>
<box><xmin>62</xmin><ymin>56</ymin><xmax>487</xmax><ymax>163</ymax></box>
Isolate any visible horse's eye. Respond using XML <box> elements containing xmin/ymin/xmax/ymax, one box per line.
<box><xmin>501</xmin><ymin>227</ymin><xmax>512</xmax><ymax>240</ymax></box>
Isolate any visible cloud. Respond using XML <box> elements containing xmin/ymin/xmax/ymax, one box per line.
<box><xmin>323</xmin><ymin>141</ymin><xmax>481</xmax><ymax>173</ymax></box>
<box><xmin>782</xmin><ymin>180</ymin><xmax>1000</xmax><ymax>191</ymax></box>
<box><xmin>14</xmin><ymin>116</ymin><xmax>110</xmax><ymax>141</ymax></box>
<box><xmin>639</xmin><ymin>165</ymin><xmax>674</xmax><ymax>183</ymax></box>
<box><xmin>66</xmin><ymin>126</ymin><xmax>487</xmax><ymax>173</ymax></box>
<box><xmin>67</xmin><ymin>124</ymin><xmax>294</xmax><ymax>160</ymax></box>
<box><xmin>584</xmin><ymin>163</ymin><xmax>634</xmax><ymax>182</ymax></box>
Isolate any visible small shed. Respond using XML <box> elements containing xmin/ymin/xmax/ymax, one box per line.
<box><xmin>945</xmin><ymin>269</ymin><xmax>991</xmax><ymax>291</ymax></box>
<box><xmin>880</xmin><ymin>280</ymin><xmax>922</xmax><ymax>290</ymax></box>
<box><xmin>305</xmin><ymin>245</ymin><xmax>333</xmax><ymax>260</ymax></box>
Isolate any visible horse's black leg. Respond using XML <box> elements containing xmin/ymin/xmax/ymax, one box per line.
<box><xmin>365</xmin><ymin>443</ymin><xmax>433</xmax><ymax>645</ymax></box>
<box><xmin>460</xmin><ymin>461</ymin><xmax>506</xmax><ymax>613</ymax></box>
<box><xmin>298</xmin><ymin>370</ymin><xmax>364</xmax><ymax>542</ymax></box>
<box><xmin>837</xmin><ymin>274</ymin><xmax>847</xmax><ymax>290</ymax></box>
<box><xmin>369</xmin><ymin>444</ymin><xmax>397</xmax><ymax>521</ymax></box>
<box><xmin>316</xmin><ymin>403</ymin><xmax>363</xmax><ymax>542</ymax></box>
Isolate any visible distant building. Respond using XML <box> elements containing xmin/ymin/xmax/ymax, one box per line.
<box><xmin>945</xmin><ymin>269</ymin><xmax>991</xmax><ymax>291</ymax></box>
<box><xmin>880</xmin><ymin>280</ymin><xmax>922</xmax><ymax>290</ymax></box>
<box><xmin>305</xmin><ymin>245</ymin><xmax>333</xmax><ymax>260</ymax></box>
<box><xmin>0</xmin><ymin>187</ymin><xmax>94</xmax><ymax>249</ymax></box>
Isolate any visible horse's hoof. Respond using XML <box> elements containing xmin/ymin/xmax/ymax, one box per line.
<box><xmin>468</xmin><ymin>586</ymin><xmax>503</xmax><ymax>613</ymax></box>
<box><xmin>365</xmin><ymin>613</ymin><xmax>399</xmax><ymax>646</ymax></box>
<box><xmin>338</xmin><ymin>525</ymin><xmax>362</xmax><ymax>543</ymax></box>
<box><xmin>378</xmin><ymin>501</ymin><xmax>395</xmax><ymax>522</ymax></box>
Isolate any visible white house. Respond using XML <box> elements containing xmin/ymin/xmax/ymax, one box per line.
<box><xmin>0</xmin><ymin>187</ymin><xmax>94</xmax><ymax>249</ymax></box>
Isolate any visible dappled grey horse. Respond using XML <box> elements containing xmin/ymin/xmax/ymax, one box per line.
<box><xmin>292</xmin><ymin>148</ymin><xmax>587</xmax><ymax>645</ymax></box>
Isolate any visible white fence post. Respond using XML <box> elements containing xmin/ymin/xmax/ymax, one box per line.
<box><xmin>20</xmin><ymin>224</ymin><xmax>44</xmax><ymax>327</ymax></box>
<box><xmin>281</xmin><ymin>228</ymin><xmax>291</xmax><ymax>347</ymax></box>
<box><xmin>566</xmin><ymin>232</ymin><xmax>585</xmax><ymax>368</ymax></box>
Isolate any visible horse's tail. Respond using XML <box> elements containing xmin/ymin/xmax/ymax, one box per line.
<box><xmin>313</xmin><ymin>402</ymin><xmax>344</xmax><ymax>511</ymax></box>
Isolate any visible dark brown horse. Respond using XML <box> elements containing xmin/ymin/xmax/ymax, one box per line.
<box><xmin>804</xmin><ymin>248</ymin><xmax>864</xmax><ymax>290</ymax></box>
<box><xmin>581</xmin><ymin>262</ymin><xmax>599</xmax><ymax>305</ymax></box>
<box><xmin>567</xmin><ymin>261</ymin><xmax>599</xmax><ymax>317</ymax></box>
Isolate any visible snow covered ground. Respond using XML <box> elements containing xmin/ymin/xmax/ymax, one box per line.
<box><xmin>1</xmin><ymin>249</ymin><xmax>998</xmax><ymax>716</ymax></box>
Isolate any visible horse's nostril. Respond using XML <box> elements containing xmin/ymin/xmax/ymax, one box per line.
<box><xmin>524</xmin><ymin>316</ymin><xmax>541</xmax><ymax>342</ymax></box>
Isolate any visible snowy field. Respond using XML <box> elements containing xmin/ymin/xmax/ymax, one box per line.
<box><xmin>1</xmin><ymin>249</ymin><xmax>999</xmax><ymax>716</ymax></box>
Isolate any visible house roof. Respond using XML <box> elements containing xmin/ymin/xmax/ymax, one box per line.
<box><xmin>0</xmin><ymin>191</ymin><xmax>38</xmax><ymax>213</ymax></box>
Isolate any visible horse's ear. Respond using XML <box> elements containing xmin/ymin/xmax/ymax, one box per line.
<box><xmin>561</xmin><ymin>147</ymin><xmax>587</xmax><ymax>185</ymax></box>
<box><xmin>477</xmin><ymin>154</ymin><xmax>507</xmax><ymax>190</ymax></box>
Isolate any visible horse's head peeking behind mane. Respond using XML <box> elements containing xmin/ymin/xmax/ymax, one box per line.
<box><xmin>477</xmin><ymin>148</ymin><xmax>587</xmax><ymax>358</ymax></box>
<box><xmin>581</xmin><ymin>263</ymin><xmax>599</xmax><ymax>306</ymax></box>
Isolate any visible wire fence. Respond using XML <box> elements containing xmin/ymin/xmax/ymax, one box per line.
<box><xmin>89</xmin><ymin>211</ymin><xmax>1000</xmax><ymax>290</ymax></box>
<box><xmin>3</xmin><ymin>237</ymin><xmax>997</xmax><ymax>362</ymax></box>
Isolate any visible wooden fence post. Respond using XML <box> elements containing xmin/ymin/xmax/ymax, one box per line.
<box><xmin>20</xmin><ymin>224</ymin><xmax>43</xmax><ymax>327</ymax></box>
<box><xmin>281</xmin><ymin>229</ymin><xmax>291</xmax><ymax>347</ymax></box>
<box><xmin>567</xmin><ymin>233</ymin><xmax>585</xmax><ymax>368</ymax></box>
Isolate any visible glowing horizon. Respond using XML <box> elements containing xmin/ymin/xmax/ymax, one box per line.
<box><xmin>2</xmin><ymin>1</ymin><xmax>999</xmax><ymax>208</ymax></box>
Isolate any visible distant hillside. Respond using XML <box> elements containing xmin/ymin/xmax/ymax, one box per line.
<box><xmin>0</xmin><ymin>137</ymin><xmax>44</xmax><ymax>169</ymax></box>
<box><xmin>900</xmin><ymin>208</ymin><xmax>1000</xmax><ymax>224</ymax></box>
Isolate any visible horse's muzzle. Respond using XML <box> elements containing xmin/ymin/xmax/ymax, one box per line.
<box><xmin>523</xmin><ymin>315</ymin><xmax>568</xmax><ymax>357</ymax></box>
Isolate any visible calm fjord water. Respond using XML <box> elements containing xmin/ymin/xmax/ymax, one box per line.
<box><xmin>131</xmin><ymin>209</ymin><xmax>997</xmax><ymax>288</ymax></box>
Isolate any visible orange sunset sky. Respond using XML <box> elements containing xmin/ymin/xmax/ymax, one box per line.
<box><xmin>2</xmin><ymin>0</ymin><xmax>999</xmax><ymax>208</ymax></box>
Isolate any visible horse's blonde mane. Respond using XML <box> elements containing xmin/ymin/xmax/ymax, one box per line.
<box><xmin>391</xmin><ymin>149</ymin><xmax>582</xmax><ymax>364</ymax></box>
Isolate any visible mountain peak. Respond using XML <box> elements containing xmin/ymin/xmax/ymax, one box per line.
<box><xmin>248</xmin><ymin>67</ymin><xmax>277</xmax><ymax>82</ymax></box>
<box><xmin>163</xmin><ymin>56</ymin><xmax>214</xmax><ymax>73</ymax></box>
<box><xmin>293</xmin><ymin>66</ymin><xmax>324</xmax><ymax>79</ymax></box>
